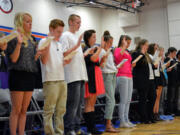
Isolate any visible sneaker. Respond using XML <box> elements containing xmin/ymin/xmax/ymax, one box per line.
<box><xmin>76</xmin><ymin>129</ymin><xmax>87</xmax><ymax>135</ymax></box>
<box><xmin>127</xmin><ymin>121</ymin><xmax>136</xmax><ymax>127</ymax></box>
<box><xmin>120</xmin><ymin>122</ymin><xmax>133</xmax><ymax>128</ymax></box>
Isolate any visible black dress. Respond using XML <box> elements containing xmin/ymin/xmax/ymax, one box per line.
<box><xmin>131</xmin><ymin>51</ymin><xmax>156</xmax><ymax>122</ymax></box>
<box><xmin>83</xmin><ymin>46</ymin><xmax>105</xmax><ymax>98</ymax></box>
<box><xmin>7</xmin><ymin>37</ymin><xmax>39</xmax><ymax>91</ymax></box>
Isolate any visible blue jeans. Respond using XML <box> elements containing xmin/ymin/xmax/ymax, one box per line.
<box><xmin>64</xmin><ymin>81</ymin><xmax>85</xmax><ymax>134</ymax></box>
<box><xmin>116</xmin><ymin>77</ymin><xmax>133</xmax><ymax>123</ymax></box>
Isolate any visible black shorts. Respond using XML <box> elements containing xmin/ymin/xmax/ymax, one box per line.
<box><xmin>9</xmin><ymin>70</ymin><xmax>36</xmax><ymax>91</ymax></box>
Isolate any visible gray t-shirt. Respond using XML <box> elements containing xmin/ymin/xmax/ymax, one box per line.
<box><xmin>7</xmin><ymin>38</ymin><xmax>38</xmax><ymax>72</ymax></box>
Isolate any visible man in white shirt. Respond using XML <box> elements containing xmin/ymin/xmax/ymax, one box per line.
<box><xmin>38</xmin><ymin>19</ymin><xmax>70</xmax><ymax>135</ymax></box>
<box><xmin>60</xmin><ymin>14</ymin><xmax>88</xmax><ymax>135</ymax></box>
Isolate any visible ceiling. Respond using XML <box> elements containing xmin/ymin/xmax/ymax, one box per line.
<box><xmin>55</xmin><ymin>0</ymin><xmax>149</xmax><ymax>13</ymax></box>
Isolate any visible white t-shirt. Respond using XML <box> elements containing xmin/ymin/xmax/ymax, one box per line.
<box><xmin>99</xmin><ymin>49</ymin><xmax>117</xmax><ymax>74</ymax></box>
<box><xmin>38</xmin><ymin>38</ymin><xmax>64</xmax><ymax>83</ymax></box>
<box><xmin>154</xmin><ymin>60</ymin><xmax>161</xmax><ymax>77</ymax></box>
<box><xmin>60</xmin><ymin>31</ymin><xmax>88</xmax><ymax>83</ymax></box>
<box><xmin>151</xmin><ymin>54</ymin><xmax>161</xmax><ymax>77</ymax></box>
<box><xmin>148</xmin><ymin>54</ymin><xmax>155</xmax><ymax>80</ymax></box>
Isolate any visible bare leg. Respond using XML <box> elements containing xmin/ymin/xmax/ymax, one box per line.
<box><xmin>18</xmin><ymin>91</ymin><xmax>33</xmax><ymax>135</ymax></box>
<box><xmin>84</xmin><ymin>94</ymin><xmax>96</xmax><ymax>112</ymax></box>
<box><xmin>10</xmin><ymin>91</ymin><xmax>24</xmax><ymax>135</ymax></box>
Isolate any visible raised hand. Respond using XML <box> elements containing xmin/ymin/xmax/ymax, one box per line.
<box><xmin>100</xmin><ymin>36</ymin><xmax>105</xmax><ymax>48</ymax></box>
<box><xmin>0</xmin><ymin>42</ymin><xmax>7</xmax><ymax>51</ymax></box>
<box><xmin>76</xmin><ymin>33</ymin><xmax>84</xmax><ymax>48</ymax></box>
<box><xmin>35</xmin><ymin>43</ymin><xmax>50</xmax><ymax>60</ymax></box>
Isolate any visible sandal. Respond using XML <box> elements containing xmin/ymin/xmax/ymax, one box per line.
<box><xmin>105</xmin><ymin>126</ymin><xmax>120</xmax><ymax>133</ymax></box>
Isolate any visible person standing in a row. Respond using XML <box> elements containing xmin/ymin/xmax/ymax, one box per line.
<box><xmin>114</xmin><ymin>35</ymin><xmax>136</xmax><ymax>127</ymax></box>
<box><xmin>99</xmin><ymin>35</ymin><xmax>119</xmax><ymax>132</ymax></box>
<box><xmin>165</xmin><ymin>47</ymin><xmax>178</xmax><ymax>115</ymax></box>
<box><xmin>38</xmin><ymin>19</ymin><xmax>71</xmax><ymax>135</ymax></box>
<box><xmin>176</xmin><ymin>50</ymin><xmax>180</xmax><ymax>115</ymax></box>
<box><xmin>60</xmin><ymin>14</ymin><xmax>88</xmax><ymax>135</ymax></box>
<box><xmin>83</xmin><ymin>30</ymin><xmax>105</xmax><ymax>135</ymax></box>
<box><xmin>0</xmin><ymin>32</ymin><xmax>8</xmax><ymax>89</ymax></box>
<box><xmin>6</xmin><ymin>12</ymin><xmax>43</xmax><ymax>135</ymax></box>
<box><xmin>132</xmin><ymin>39</ymin><xmax>157</xmax><ymax>124</ymax></box>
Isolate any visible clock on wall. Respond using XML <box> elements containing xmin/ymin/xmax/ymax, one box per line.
<box><xmin>0</xmin><ymin>0</ymin><xmax>13</xmax><ymax>14</ymax></box>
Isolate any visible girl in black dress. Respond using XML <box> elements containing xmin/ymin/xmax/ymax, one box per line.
<box><xmin>132</xmin><ymin>39</ymin><xmax>157</xmax><ymax>124</ymax></box>
<box><xmin>7</xmin><ymin>12</ymin><xmax>47</xmax><ymax>135</ymax></box>
<box><xmin>83</xmin><ymin>30</ymin><xmax>106</xmax><ymax>134</ymax></box>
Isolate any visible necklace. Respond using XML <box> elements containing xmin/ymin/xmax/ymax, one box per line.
<box><xmin>55</xmin><ymin>41</ymin><xmax>59</xmax><ymax>51</ymax></box>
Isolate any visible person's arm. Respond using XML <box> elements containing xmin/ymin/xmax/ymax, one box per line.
<box><xmin>131</xmin><ymin>51</ymin><xmax>145</xmax><ymax>67</ymax></box>
<box><xmin>10</xmin><ymin>33</ymin><xmax>23</xmax><ymax>63</ymax></box>
<box><xmin>90</xmin><ymin>46</ymin><xmax>102</xmax><ymax>62</ymax></box>
<box><xmin>99</xmin><ymin>55</ymin><xmax>108</xmax><ymax>67</ymax></box>
<box><xmin>114</xmin><ymin>48</ymin><xmax>127</xmax><ymax>65</ymax></box>
<box><xmin>63</xmin><ymin>34</ymin><xmax>83</xmax><ymax>57</ymax></box>
<box><xmin>37</xmin><ymin>39</ymin><xmax>51</xmax><ymax>64</ymax></box>
<box><xmin>63</xmin><ymin>58</ymin><xmax>72</xmax><ymax>66</ymax></box>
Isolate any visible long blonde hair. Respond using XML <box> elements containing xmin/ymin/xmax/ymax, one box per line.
<box><xmin>14</xmin><ymin>12</ymin><xmax>35</xmax><ymax>47</ymax></box>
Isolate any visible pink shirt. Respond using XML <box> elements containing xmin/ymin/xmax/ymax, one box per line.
<box><xmin>114</xmin><ymin>48</ymin><xmax>133</xmax><ymax>78</ymax></box>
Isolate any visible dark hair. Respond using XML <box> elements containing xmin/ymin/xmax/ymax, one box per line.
<box><xmin>165</xmin><ymin>52</ymin><xmax>169</xmax><ymax>57</ymax></box>
<box><xmin>103</xmin><ymin>30</ymin><xmax>110</xmax><ymax>36</ymax></box>
<box><xmin>148</xmin><ymin>43</ymin><xmax>156</xmax><ymax>55</ymax></box>
<box><xmin>135</xmin><ymin>39</ymin><xmax>148</xmax><ymax>51</ymax></box>
<box><xmin>104</xmin><ymin>35</ymin><xmax>113</xmax><ymax>42</ymax></box>
<box><xmin>83</xmin><ymin>29</ymin><xmax>96</xmax><ymax>47</ymax></box>
<box><xmin>118</xmin><ymin>35</ymin><xmax>126</xmax><ymax>47</ymax></box>
<box><xmin>168</xmin><ymin>47</ymin><xmax>177</xmax><ymax>54</ymax></box>
<box><xmin>126</xmin><ymin>35</ymin><xmax>132</xmax><ymax>41</ymax></box>
<box><xmin>118</xmin><ymin>35</ymin><xmax>132</xmax><ymax>47</ymax></box>
<box><xmin>176</xmin><ymin>50</ymin><xmax>180</xmax><ymax>58</ymax></box>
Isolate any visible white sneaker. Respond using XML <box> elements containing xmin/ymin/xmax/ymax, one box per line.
<box><xmin>127</xmin><ymin>121</ymin><xmax>136</xmax><ymax>127</ymax></box>
<box><xmin>120</xmin><ymin>122</ymin><xmax>133</xmax><ymax>128</ymax></box>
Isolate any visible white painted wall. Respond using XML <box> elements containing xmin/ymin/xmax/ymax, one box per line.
<box><xmin>0</xmin><ymin>0</ymin><xmax>173</xmax><ymax>51</ymax></box>
<box><xmin>122</xmin><ymin>0</ymin><xmax>169</xmax><ymax>50</ymax></box>
<box><xmin>101</xmin><ymin>9</ymin><xmax>125</xmax><ymax>47</ymax></box>
<box><xmin>167</xmin><ymin>0</ymin><xmax>180</xmax><ymax>50</ymax></box>
<box><xmin>0</xmin><ymin>0</ymin><xmax>102</xmax><ymax>43</ymax></box>
<box><xmin>100</xmin><ymin>0</ymin><xmax>170</xmax><ymax>51</ymax></box>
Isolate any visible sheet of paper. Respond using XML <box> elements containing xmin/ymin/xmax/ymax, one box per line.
<box><xmin>162</xmin><ymin>59</ymin><xmax>172</xmax><ymax>70</ymax></box>
<box><xmin>38</xmin><ymin>36</ymin><xmax>54</xmax><ymax>50</ymax></box>
<box><xmin>0</xmin><ymin>32</ymin><xmax>18</xmax><ymax>43</ymax></box>
<box><xmin>101</xmin><ymin>48</ymin><xmax>112</xmax><ymax>67</ymax></box>
<box><xmin>64</xmin><ymin>51</ymin><xmax>77</xmax><ymax>61</ymax></box>
<box><xmin>168</xmin><ymin>62</ymin><xmax>178</xmax><ymax>70</ymax></box>
<box><xmin>116</xmin><ymin>59</ymin><xmax>128</xmax><ymax>68</ymax></box>
<box><xmin>132</xmin><ymin>55</ymin><xmax>143</xmax><ymax>64</ymax></box>
<box><xmin>84</xmin><ymin>48</ymin><xmax>91</xmax><ymax>56</ymax></box>
<box><xmin>154</xmin><ymin>57</ymin><xmax>162</xmax><ymax>65</ymax></box>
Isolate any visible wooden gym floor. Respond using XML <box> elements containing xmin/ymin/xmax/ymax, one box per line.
<box><xmin>104</xmin><ymin>117</ymin><xmax>180</xmax><ymax>135</ymax></box>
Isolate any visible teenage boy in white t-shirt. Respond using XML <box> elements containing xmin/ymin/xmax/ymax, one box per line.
<box><xmin>38</xmin><ymin>19</ymin><xmax>70</xmax><ymax>135</ymax></box>
<box><xmin>60</xmin><ymin>14</ymin><xmax>88</xmax><ymax>135</ymax></box>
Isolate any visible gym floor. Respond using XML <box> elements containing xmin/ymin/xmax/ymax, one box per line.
<box><xmin>104</xmin><ymin>117</ymin><xmax>180</xmax><ymax>135</ymax></box>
